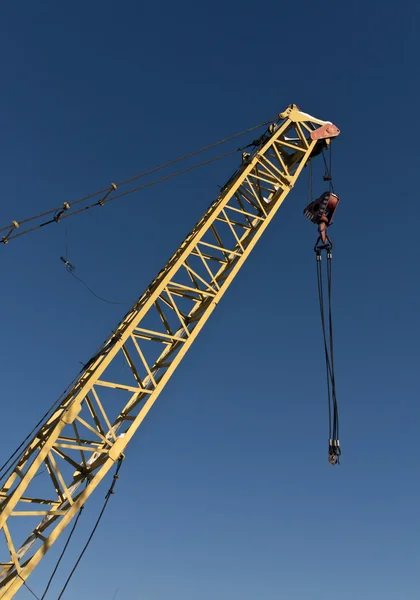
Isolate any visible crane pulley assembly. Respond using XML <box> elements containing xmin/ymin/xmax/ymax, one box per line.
<box><xmin>0</xmin><ymin>104</ymin><xmax>341</xmax><ymax>599</ymax></box>
<box><xmin>304</xmin><ymin>191</ymin><xmax>340</xmax><ymax>248</ymax></box>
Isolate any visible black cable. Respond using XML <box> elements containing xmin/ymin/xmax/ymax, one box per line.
<box><xmin>56</xmin><ymin>458</ymin><xmax>123</xmax><ymax>600</ymax></box>
<box><xmin>315</xmin><ymin>248</ymin><xmax>340</xmax><ymax>463</ymax></box>
<box><xmin>60</xmin><ymin>256</ymin><xmax>131</xmax><ymax>306</ymax></box>
<box><xmin>321</xmin><ymin>147</ymin><xmax>335</xmax><ymax>195</ymax></box>
<box><xmin>327</xmin><ymin>254</ymin><xmax>339</xmax><ymax>442</ymax></box>
<box><xmin>40</xmin><ymin>507</ymin><xmax>84</xmax><ymax>600</ymax></box>
<box><xmin>329</xmin><ymin>144</ymin><xmax>333</xmax><ymax>193</ymax></box>
<box><xmin>316</xmin><ymin>255</ymin><xmax>333</xmax><ymax>439</ymax></box>
<box><xmin>20</xmin><ymin>579</ymin><xmax>41</xmax><ymax>600</ymax></box>
<box><xmin>70</xmin><ymin>272</ymin><xmax>130</xmax><ymax>306</ymax></box>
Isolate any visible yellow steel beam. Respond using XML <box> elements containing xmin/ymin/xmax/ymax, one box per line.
<box><xmin>0</xmin><ymin>105</ymin><xmax>339</xmax><ymax>598</ymax></box>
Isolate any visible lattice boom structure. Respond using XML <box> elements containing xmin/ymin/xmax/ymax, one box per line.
<box><xmin>0</xmin><ymin>105</ymin><xmax>339</xmax><ymax>598</ymax></box>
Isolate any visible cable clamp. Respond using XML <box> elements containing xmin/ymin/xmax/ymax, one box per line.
<box><xmin>1</xmin><ymin>221</ymin><xmax>20</xmax><ymax>244</ymax></box>
<box><xmin>54</xmin><ymin>203</ymin><xmax>71</xmax><ymax>223</ymax></box>
<box><xmin>328</xmin><ymin>439</ymin><xmax>341</xmax><ymax>466</ymax></box>
<box><xmin>98</xmin><ymin>184</ymin><xmax>118</xmax><ymax>206</ymax></box>
<box><xmin>60</xmin><ymin>256</ymin><xmax>75</xmax><ymax>273</ymax></box>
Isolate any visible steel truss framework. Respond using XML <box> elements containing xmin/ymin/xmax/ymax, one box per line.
<box><xmin>0</xmin><ymin>105</ymin><xmax>337</xmax><ymax>598</ymax></box>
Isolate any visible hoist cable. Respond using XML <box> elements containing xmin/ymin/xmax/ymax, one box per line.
<box><xmin>321</xmin><ymin>146</ymin><xmax>335</xmax><ymax>194</ymax></box>
<box><xmin>316</xmin><ymin>256</ymin><xmax>332</xmax><ymax>439</ymax></box>
<box><xmin>327</xmin><ymin>255</ymin><xmax>339</xmax><ymax>442</ymax></box>
<box><xmin>56</xmin><ymin>458</ymin><xmax>123</xmax><ymax>600</ymax></box>
<box><xmin>315</xmin><ymin>249</ymin><xmax>340</xmax><ymax>463</ymax></box>
<box><xmin>0</xmin><ymin>116</ymin><xmax>276</xmax><ymax>238</ymax></box>
<box><xmin>307</xmin><ymin>159</ymin><xmax>313</xmax><ymax>204</ymax></box>
<box><xmin>329</xmin><ymin>143</ymin><xmax>333</xmax><ymax>193</ymax></box>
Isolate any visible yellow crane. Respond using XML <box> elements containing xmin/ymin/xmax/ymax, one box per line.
<box><xmin>0</xmin><ymin>104</ymin><xmax>339</xmax><ymax>599</ymax></box>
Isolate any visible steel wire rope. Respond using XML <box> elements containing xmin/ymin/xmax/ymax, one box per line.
<box><xmin>20</xmin><ymin>579</ymin><xmax>41</xmax><ymax>600</ymax></box>
<box><xmin>316</xmin><ymin>250</ymin><xmax>340</xmax><ymax>462</ymax></box>
<box><xmin>321</xmin><ymin>146</ymin><xmax>335</xmax><ymax>194</ymax></box>
<box><xmin>0</xmin><ymin>116</ymin><xmax>276</xmax><ymax>238</ymax></box>
<box><xmin>327</xmin><ymin>253</ymin><xmax>339</xmax><ymax>442</ymax></box>
<box><xmin>316</xmin><ymin>254</ymin><xmax>333</xmax><ymax>439</ymax></box>
<box><xmin>4</xmin><ymin>148</ymin><xmax>244</xmax><ymax>244</ymax></box>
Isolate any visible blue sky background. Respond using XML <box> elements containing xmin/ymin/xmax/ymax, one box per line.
<box><xmin>1</xmin><ymin>1</ymin><xmax>419</xmax><ymax>599</ymax></box>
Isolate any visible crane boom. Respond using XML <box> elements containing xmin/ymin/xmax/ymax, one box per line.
<box><xmin>0</xmin><ymin>105</ymin><xmax>339</xmax><ymax>599</ymax></box>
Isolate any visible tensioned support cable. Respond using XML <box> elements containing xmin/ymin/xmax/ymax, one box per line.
<box><xmin>0</xmin><ymin>118</ymin><xmax>275</xmax><ymax>246</ymax></box>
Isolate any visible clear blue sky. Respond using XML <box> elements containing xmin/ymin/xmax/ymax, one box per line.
<box><xmin>1</xmin><ymin>1</ymin><xmax>419</xmax><ymax>599</ymax></box>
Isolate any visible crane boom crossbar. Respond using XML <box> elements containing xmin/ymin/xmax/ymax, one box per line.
<box><xmin>0</xmin><ymin>105</ymin><xmax>336</xmax><ymax>599</ymax></box>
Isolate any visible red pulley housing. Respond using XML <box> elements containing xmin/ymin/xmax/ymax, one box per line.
<box><xmin>303</xmin><ymin>192</ymin><xmax>340</xmax><ymax>226</ymax></box>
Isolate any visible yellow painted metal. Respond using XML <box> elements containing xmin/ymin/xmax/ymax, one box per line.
<box><xmin>0</xmin><ymin>105</ymin><xmax>338</xmax><ymax>598</ymax></box>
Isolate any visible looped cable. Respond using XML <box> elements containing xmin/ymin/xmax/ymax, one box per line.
<box><xmin>315</xmin><ymin>243</ymin><xmax>341</xmax><ymax>465</ymax></box>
